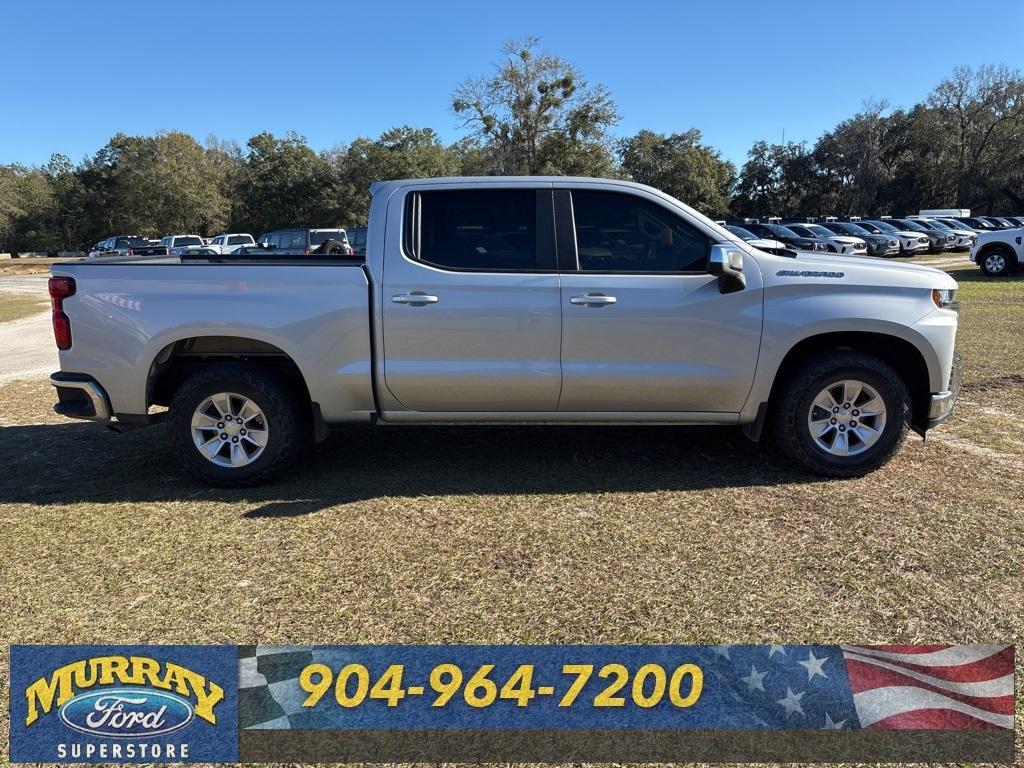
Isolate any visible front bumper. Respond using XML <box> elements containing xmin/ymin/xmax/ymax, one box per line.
<box><xmin>926</xmin><ymin>351</ymin><xmax>963</xmax><ymax>427</ymax></box>
<box><xmin>50</xmin><ymin>372</ymin><xmax>112</xmax><ymax>421</ymax></box>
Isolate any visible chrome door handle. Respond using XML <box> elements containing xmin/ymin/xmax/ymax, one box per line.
<box><xmin>570</xmin><ymin>294</ymin><xmax>617</xmax><ymax>305</ymax></box>
<box><xmin>392</xmin><ymin>293</ymin><xmax>439</xmax><ymax>304</ymax></box>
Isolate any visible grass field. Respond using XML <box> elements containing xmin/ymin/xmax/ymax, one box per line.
<box><xmin>0</xmin><ymin>255</ymin><xmax>1020</xmax><ymax>765</ymax></box>
<box><xmin>0</xmin><ymin>293</ymin><xmax>49</xmax><ymax>323</ymax></box>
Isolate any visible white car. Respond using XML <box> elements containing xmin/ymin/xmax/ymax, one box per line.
<box><xmin>787</xmin><ymin>223</ymin><xmax>867</xmax><ymax>255</ymax></box>
<box><xmin>209</xmin><ymin>233</ymin><xmax>256</xmax><ymax>255</ymax></box>
<box><xmin>857</xmin><ymin>221</ymin><xmax>930</xmax><ymax>255</ymax></box>
<box><xmin>724</xmin><ymin>225</ymin><xmax>792</xmax><ymax>255</ymax></box>
<box><xmin>971</xmin><ymin>228</ymin><xmax>1023</xmax><ymax>276</ymax></box>
<box><xmin>160</xmin><ymin>235</ymin><xmax>205</xmax><ymax>255</ymax></box>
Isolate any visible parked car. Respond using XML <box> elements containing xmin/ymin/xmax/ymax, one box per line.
<box><xmin>730</xmin><ymin>221</ymin><xmax>830</xmax><ymax>252</ymax></box>
<box><xmin>909</xmin><ymin>218</ymin><xmax>976</xmax><ymax>251</ymax></box>
<box><xmin>980</xmin><ymin>216</ymin><xmax>1019</xmax><ymax>229</ymax></box>
<box><xmin>49</xmin><ymin>176</ymin><xmax>961</xmax><ymax>486</ymax></box>
<box><xmin>241</xmin><ymin>228</ymin><xmax>354</xmax><ymax>257</ymax></box>
<box><xmin>785</xmin><ymin>223</ymin><xmax>867</xmax><ymax>255</ymax></box>
<box><xmin>953</xmin><ymin>216</ymin><xmax>1001</xmax><ymax>232</ymax></box>
<box><xmin>347</xmin><ymin>227</ymin><xmax>367</xmax><ymax>257</ymax></box>
<box><xmin>88</xmin><ymin>235</ymin><xmax>150</xmax><ymax>258</ymax></box>
<box><xmin>160</xmin><ymin>235</ymin><xmax>205</xmax><ymax>255</ymax></box>
<box><xmin>1002</xmin><ymin>216</ymin><xmax>1024</xmax><ymax>227</ymax></box>
<box><xmin>724</xmin><ymin>225</ymin><xmax>792</xmax><ymax>256</ymax></box>
<box><xmin>971</xmin><ymin>228</ymin><xmax>1024</xmax><ymax>276</ymax></box>
<box><xmin>820</xmin><ymin>221</ymin><xmax>900</xmax><ymax>257</ymax></box>
<box><xmin>126</xmin><ymin>244</ymin><xmax>170</xmax><ymax>257</ymax></box>
<box><xmin>209</xmin><ymin>234</ymin><xmax>256</xmax><ymax>255</ymax></box>
<box><xmin>855</xmin><ymin>221</ymin><xmax>929</xmax><ymax>255</ymax></box>
<box><xmin>885</xmin><ymin>219</ymin><xmax>955</xmax><ymax>253</ymax></box>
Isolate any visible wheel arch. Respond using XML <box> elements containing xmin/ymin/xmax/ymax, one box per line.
<box><xmin>977</xmin><ymin>241</ymin><xmax>1019</xmax><ymax>267</ymax></box>
<box><xmin>764</xmin><ymin>331</ymin><xmax>933</xmax><ymax>434</ymax></box>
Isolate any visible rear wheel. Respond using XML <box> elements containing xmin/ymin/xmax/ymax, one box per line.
<box><xmin>773</xmin><ymin>351</ymin><xmax>911</xmax><ymax>477</ymax></box>
<box><xmin>169</xmin><ymin>363</ymin><xmax>306</xmax><ymax>487</ymax></box>
<box><xmin>979</xmin><ymin>247</ymin><xmax>1012</xmax><ymax>277</ymax></box>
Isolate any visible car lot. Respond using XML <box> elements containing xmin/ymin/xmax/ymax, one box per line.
<box><xmin>0</xmin><ymin>255</ymin><xmax>1021</xmax><ymax>757</ymax></box>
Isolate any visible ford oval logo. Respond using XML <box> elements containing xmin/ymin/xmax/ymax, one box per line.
<box><xmin>59</xmin><ymin>688</ymin><xmax>194</xmax><ymax>738</ymax></box>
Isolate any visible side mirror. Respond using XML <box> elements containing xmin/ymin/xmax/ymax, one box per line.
<box><xmin>708</xmin><ymin>244</ymin><xmax>746</xmax><ymax>294</ymax></box>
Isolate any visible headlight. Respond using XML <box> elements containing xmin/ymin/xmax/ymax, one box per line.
<box><xmin>931</xmin><ymin>288</ymin><xmax>957</xmax><ymax>310</ymax></box>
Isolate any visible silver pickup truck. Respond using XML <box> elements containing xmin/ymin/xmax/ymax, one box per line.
<box><xmin>49</xmin><ymin>177</ymin><xmax>962</xmax><ymax>486</ymax></box>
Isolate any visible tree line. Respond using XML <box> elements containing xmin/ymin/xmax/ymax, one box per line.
<box><xmin>2</xmin><ymin>38</ymin><xmax>1022</xmax><ymax>253</ymax></box>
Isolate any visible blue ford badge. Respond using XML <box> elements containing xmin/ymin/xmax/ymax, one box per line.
<box><xmin>59</xmin><ymin>688</ymin><xmax>194</xmax><ymax>738</ymax></box>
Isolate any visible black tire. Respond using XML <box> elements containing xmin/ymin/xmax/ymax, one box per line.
<box><xmin>978</xmin><ymin>246</ymin><xmax>1013</xmax><ymax>277</ymax></box>
<box><xmin>315</xmin><ymin>239</ymin><xmax>345</xmax><ymax>255</ymax></box>
<box><xmin>772</xmin><ymin>351</ymin><xmax>911</xmax><ymax>478</ymax></box>
<box><xmin>169</xmin><ymin>362</ymin><xmax>306</xmax><ymax>487</ymax></box>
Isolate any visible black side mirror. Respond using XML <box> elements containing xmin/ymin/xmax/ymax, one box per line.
<box><xmin>708</xmin><ymin>244</ymin><xmax>746</xmax><ymax>294</ymax></box>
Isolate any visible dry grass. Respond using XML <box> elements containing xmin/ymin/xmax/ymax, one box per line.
<box><xmin>0</xmin><ymin>258</ymin><xmax>81</xmax><ymax>276</ymax></box>
<box><xmin>0</xmin><ymin>254</ymin><xmax>1021</xmax><ymax>767</ymax></box>
<box><xmin>0</xmin><ymin>293</ymin><xmax>49</xmax><ymax>323</ymax></box>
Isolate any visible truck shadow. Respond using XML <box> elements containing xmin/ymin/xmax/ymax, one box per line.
<box><xmin>0</xmin><ymin>421</ymin><xmax>816</xmax><ymax>516</ymax></box>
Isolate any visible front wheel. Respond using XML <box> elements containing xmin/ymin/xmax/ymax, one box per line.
<box><xmin>978</xmin><ymin>248</ymin><xmax>1011</xmax><ymax>277</ymax></box>
<box><xmin>169</xmin><ymin>363</ymin><xmax>306</xmax><ymax>487</ymax></box>
<box><xmin>772</xmin><ymin>351</ymin><xmax>911</xmax><ymax>477</ymax></box>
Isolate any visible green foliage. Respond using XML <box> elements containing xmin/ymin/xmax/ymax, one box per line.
<box><xmin>619</xmin><ymin>129</ymin><xmax>734</xmax><ymax>216</ymax></box>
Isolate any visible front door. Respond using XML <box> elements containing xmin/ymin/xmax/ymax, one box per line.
<box><xmin>381</xmin><ymin>187</ymin><xmax>562</xmax><ymax>412</ymax></box>
<box><xmin>557</xmin><ymin>188</ymin><xmax>763</xmax><ymax>413</ymax></box>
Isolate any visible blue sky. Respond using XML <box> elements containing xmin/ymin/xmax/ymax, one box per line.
<box><xmin>4</xmin><ymin>0</ymin><xmax>1023</xmax><ymax>168</ymax></box>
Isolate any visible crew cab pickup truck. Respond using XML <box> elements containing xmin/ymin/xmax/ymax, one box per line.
<box><xmin>971</xmin><ymin>225</ymin><xmax>1024</xmax><ymax>276</ymax></box>
<box><xmin>48</xmin><ymin>177</ymin><xmax>962</xmax><ymax>486</ymax></box>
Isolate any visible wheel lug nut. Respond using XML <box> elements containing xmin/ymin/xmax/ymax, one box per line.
<box><xmin>217</xmin><ymin>422</ymin><xmax>224</xmax><ymax>429</ymax></box>
<box><xmin>237</xmin><ymin>417</ymin><xmax>244</xmax><ymax>424</ymax></box>
<box><xmin>852</xmin><ymin>409</ymin><xmax>859</xmax><ymax>416</ymax></box>
<box><xmin>850</xmin><ymin>420</ymin><xmax>857</xmax><ymax>427</ymax></box>
<box><xmin>839</xmin><ymin>425</ymin><xmax>846</xmax><ymax>432</ymax></box>
<box><xmin>830</xmin><ymin>418</ymin><xmax>837</xmax><ymax>424</ymax></box>
<box><xmin>240</xmin><ymin>429</ymin><xmax>246</xmax><ymax>435</ymax></box>
<box><xmin>843</xmin><ymin>402</ymin><xmax>850</xmax><ymax>409</ymax></box>
<box><xmin>232</xmin><ymin>436</ymin><xmax>239</xmax><ymax>443</ymax></box>
<box><xmin>220</xmin><ymin>433</ymin><xmax>228</xmax><ymax>440</ymax></box>
<box><xmin>832</xmin><ymin>407</ymin><xmax>840</xmax><ymax>413</ymax></box>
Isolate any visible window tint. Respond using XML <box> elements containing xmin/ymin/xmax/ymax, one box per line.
<box><xmin>286</xmin><ymin>231</ymin><xmax>306</xmax><ymax>249</ymax></box>
<box><xmin>175</xmin><ymin>236</ymin><xmax>203</xmax><ymax>247</ymax></box>
<box><xmin>227</xmin><ymin>235</ymin><xmax>251</xmax><ymax>245</ymax></box>
<box><xmin>571</xmin><ymin>191</ymin><xmax>708</xmax><ymax>272</ymax></box>
<box><xmin>310</xmin><ymin>230</ymin><xmax>347</xmax><ymax>246</ymax></box>
<box><xmin>414</xmin><ymin>190</ymin><xmax>538</xmax><ymax>270</ymax></box>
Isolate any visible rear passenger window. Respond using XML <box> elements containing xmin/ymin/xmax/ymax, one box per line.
<box><xmin>287</xmin><ymin>231</ymin><xmax>306</xmax><ymax>249</ymax></box>
<box><xmin>571</xmin><ymin>191</ymin><xmax>709</xmax><ymax>272</ymax></box>
<box><xmin>411</xmin><ymin>190</ymin><xmax>539</xmax><ymax>271</ymax></box>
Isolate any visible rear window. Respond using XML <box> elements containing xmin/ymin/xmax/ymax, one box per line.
<box><xmin>410</xmin><ymin>189</ymin><xmax>539</xmax><ymax>271</ymax></box>
<box><xmin>309</xmin><ymin>230</ymin><xmax>347</xmax><ymax>246</ymax></box>
<box><xmin>175</xmin><ymin>236</ymin><xmax>203</xmax><ymax>246</ymax></box>
<box><xmin>115</xmin><ymin>236</ymin><xmax>149</xmax><ymax>248</ymax></box>
<box><xmin>227</xmin><ymin>235</ymin><xmax>253</xmax><ymax>245</ymax></box>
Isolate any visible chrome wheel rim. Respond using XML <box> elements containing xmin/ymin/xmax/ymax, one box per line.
<box><xmin>807</xmin><ymin>380</ymin><xmax>886</xmax><ymax>457</ymax></box>
<box><xmin>985</xmin><ymin>253</ymin><xmax>1005</xmax><ymax>273</ymax></box>
<box><xmin>191</xmin><ymin>392</ymin><xmax>268</xmax><ymax>467</ymax></box>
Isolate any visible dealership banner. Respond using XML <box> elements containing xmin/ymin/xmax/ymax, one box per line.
<box><xmin>9</xmin><ymin>644</ymin><xmax>1014</xmax><ymax>763</ymax></box>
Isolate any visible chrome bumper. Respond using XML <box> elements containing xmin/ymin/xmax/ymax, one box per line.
<box><xmin>927</xmin><ymin>352</ymin><xmax>963</xmax><ymax>425</ymax></box>
<box><xmin>50</xmin><ymin>372</ymin><xmax>112</xmax><ymax>421</ymax></box>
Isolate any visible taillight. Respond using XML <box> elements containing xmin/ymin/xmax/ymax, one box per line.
<box><xmin>48</xmin><ymin>276</ymin><xmax>75</xmax><ymax>350</ymax></box>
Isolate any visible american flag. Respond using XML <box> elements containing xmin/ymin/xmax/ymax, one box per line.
<box><xmin>840</xmin><ymin>644</ymin><xmax>1014</xmax><ymax>729</ymax></box>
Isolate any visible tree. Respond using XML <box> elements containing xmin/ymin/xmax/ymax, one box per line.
<box><xmin>334</xmin><ymin>126</ymin><xmax>461</xmax><ymax>225</ymax></box>
<box><xmin>452</xmin><ymin>37</ymin><xmax>618</xmax><ymax>175</ymax></box>
<box><xmin>619</xmin><ymin>129</ymin><xmax>734</xmax><ymax>215</ymax></box>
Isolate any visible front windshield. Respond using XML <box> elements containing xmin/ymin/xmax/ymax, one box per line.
<box><xmin>770</xmin><ymin>225</ymin><xmax>802</xmax><ymax>239</ymax></box>
<box><xmin>837</xmin><ymin>222</ymin><xmax>870</xmax><ymax>235</ymax></box>
<box><xmin>926</xmin><ymin>220</ymin><xmax>952</xmax><ymax>230</ymax></box>
<box><xmin>856</xmin><ymin>222</ymin><xmax>883</xmax><ymax>234</ymax></box>
<box><xmin>804</xmin><ymin>224</ymin><xmax>834</xmax><ymax>238</ymax></box>
<box><xmin>893</xmin><ymin>220</ymin><xmax>927</xmax><ymax>232</ymax></box>
<box><xmin>870</xmin><ymin>221</ymin><xmax>900</xmax><ymax>233</ymax></box>
<box><xmin>726</xmin><ymin>226</ymin><xmax>757</xmax><ymax>241</ymax></box>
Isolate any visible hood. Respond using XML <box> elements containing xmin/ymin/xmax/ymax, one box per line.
<box><xmin>828</xmin><ymin>235</ymin><xmax>863</xmax><ymax>244</ymax></box>
<box><xmin>781</xmin><ymin>250</ymin><xmax>958</xmax><ymax>289</ymax></box>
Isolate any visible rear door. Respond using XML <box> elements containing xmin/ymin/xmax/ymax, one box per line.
<box><xmin>381</xmin><ymin>185</ymin><xmax>562</xmax><ymax>412</ymax></box>
<box><xmin>556</xmin><ymin>187</ymin><xmax>763</xmax><ymax>414</ymax></box>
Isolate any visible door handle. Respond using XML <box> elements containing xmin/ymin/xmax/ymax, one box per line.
<box><xmin>569</xmin><ymin>294</ymin><xmax>617</xmax><ymax>305</ymax></box>
<box><xmin>392</xmin><ymin>293</ymin><xmax>439</xmax><ymax>304</ymax></box>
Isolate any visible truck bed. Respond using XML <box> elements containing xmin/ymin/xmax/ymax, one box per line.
<box><xmin>51</xmin><ymin>260</ymin><xmax>376</xmax><ymax>422</ymax></box>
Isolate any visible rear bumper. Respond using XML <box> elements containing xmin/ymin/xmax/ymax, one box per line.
<box><xmin>50</xmin><ymin>372</ymin><xmax>112</xmax><ymax>421</ymax></box>
<box><xmin>926</xmin><ymin>351</ymin><xmax>962</xmax><ymax>427</ymax></box>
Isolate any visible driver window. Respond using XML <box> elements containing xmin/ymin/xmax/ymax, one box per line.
<box><xmin>571</xmin><ymin>190</ymin><xmax>709</xmax><ymax>272</ymax></box>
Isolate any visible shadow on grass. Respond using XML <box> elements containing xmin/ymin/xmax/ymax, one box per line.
<box><xmin>0</xmin><ymin>420</ymin><xmax>819</xmax><ymax>516</ymax></box>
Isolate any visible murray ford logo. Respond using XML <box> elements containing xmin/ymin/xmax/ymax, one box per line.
<box><xmin>23</xmin><ymin>655</ymin><xmax>224</xmax><ymax>736</ymax></box>
<box><xmin>58</xmin><ymin>688</ymin><xmax>194</xmax><ymax>738</ymax></box>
